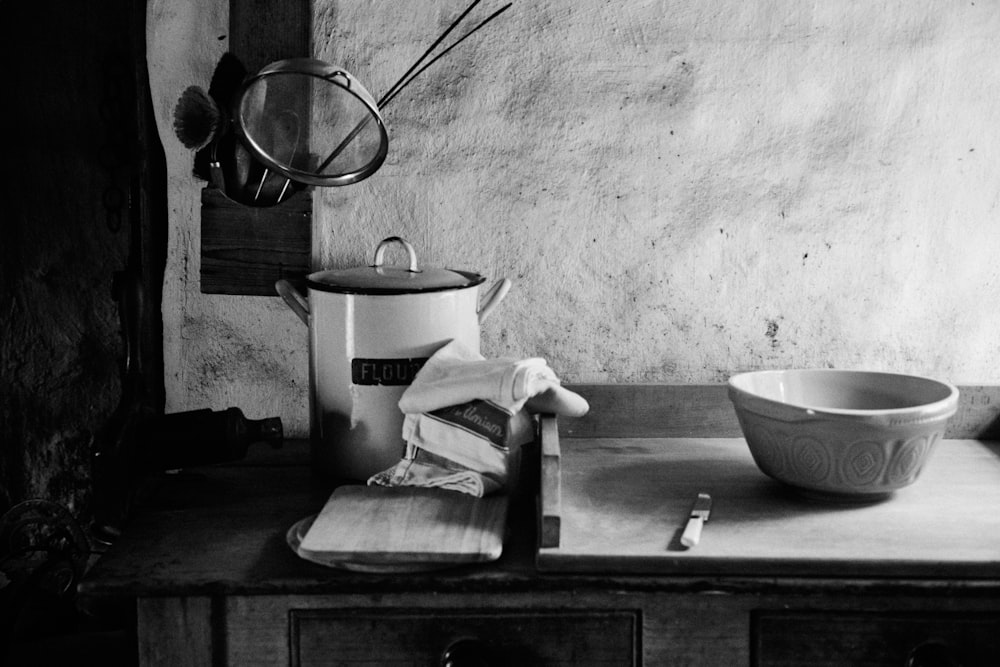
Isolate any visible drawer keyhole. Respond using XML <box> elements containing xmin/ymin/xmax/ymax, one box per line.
<box><xmin>906</xmin><ymin>640</ymin><xmax>963</xmax><ymax>667</ymax></box>
<box><xmin>441</xmin><ymin>638</ymin><xmax>490</xmax><ymax>667</ymax></box>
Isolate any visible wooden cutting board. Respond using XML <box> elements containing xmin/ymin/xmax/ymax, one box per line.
<box><xmin>537</xmin><ymin>428</ymin><xmax>1000</xmax><ymax>577</ymax></box>
<box><xmin>294</xmin><ymin>486</ymin><xmax>508</xmax><ymax>571</ymax></box>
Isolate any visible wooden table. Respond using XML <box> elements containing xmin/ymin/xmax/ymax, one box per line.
<box><xmin>538</xmin><ymin>435</ymin><xmax>1000</xmax><ymax>577</ymax></box>
<box><xmin>79</xmin><ymin>385</ymin><xmax>1000</xmax><ymax>666</ymax></box>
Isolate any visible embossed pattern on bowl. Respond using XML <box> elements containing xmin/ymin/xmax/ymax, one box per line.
<box><xmin>728</xmin><ymin>370</ymin><xmax>958</xmax><ymax>501</ymax></box>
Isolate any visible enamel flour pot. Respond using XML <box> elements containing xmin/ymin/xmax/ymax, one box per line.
<box><xmin>276</xmin><ymin>237</ymin><xmax>511</xmax><ymax>481</ymax></box>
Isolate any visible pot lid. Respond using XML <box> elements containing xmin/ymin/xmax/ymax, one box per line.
<box><xmin>307</xmin><ymin>237</ymin><xmax>486</xmax><ymax>294</ymax></box>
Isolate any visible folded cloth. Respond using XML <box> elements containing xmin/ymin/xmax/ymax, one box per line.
<box><xmin>368</xmin><ymin>446</ymin><xmax>501</xmax><ymax>497</ymax></box>
<box><xmin>369</xmin><ymin>394</ymin><xmax>536</xmax><ymax>496</ymax></box>
<box><xmin>397</xmin><ymin>340</ymin><xmax>590</xmax><ymax>417</ymax></box>
<box><xmin>368</xmin><ymin>341</ymin><xmax>589</xmax><ymax>497</ymax></box>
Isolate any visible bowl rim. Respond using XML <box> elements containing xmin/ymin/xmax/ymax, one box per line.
<box><xmin>727</xmin><ymin>369</ymin><xmax>959</xmax><ymax>423</ymax></box>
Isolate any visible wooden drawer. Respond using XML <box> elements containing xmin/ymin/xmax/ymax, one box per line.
<box><xmin>753</xmin><ymin>610</ymin><xmax>1000</xmax><ymax>666</ymax></box>
<box><xmin>288</xmin><ymin>608</ymin><xmax>638</xmax><ymax>666</ymax></box>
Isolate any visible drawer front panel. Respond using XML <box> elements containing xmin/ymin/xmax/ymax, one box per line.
<box><xmin>289</xmin><ymin>608</ymin><xmax>638</xmax><ymax>666</ymax></box>
<box><xmin>753</xmin><ymin>610</ymin><xmax>1000</xmax><ymax>667</ymax></box>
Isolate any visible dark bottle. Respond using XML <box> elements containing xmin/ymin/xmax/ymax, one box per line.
<box><xmin>139</xmin><ymin>407</ymin><xmax>283</xmax><ymax>471</ymax></box>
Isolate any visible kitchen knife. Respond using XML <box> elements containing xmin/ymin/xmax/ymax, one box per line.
<box><xmin>680</xmin><ymin>493</ymin><xmax>712</xmax><ymax>548</ymax></box>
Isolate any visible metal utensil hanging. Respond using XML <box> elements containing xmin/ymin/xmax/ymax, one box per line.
<box><xmin>231</xmin><ymin>0</ymin><xmax>512</xmax><ymax>203</ymax></box>
<box><xmin>233</xmin><ymin>60</ymin><xmax>388</xmax><ymax>189</ymax></box>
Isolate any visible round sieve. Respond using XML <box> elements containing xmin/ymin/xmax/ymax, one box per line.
<box><xmin>232</xmin><ymin>58</ymin><xmax>389</xmax><ymax>188</ymax></box>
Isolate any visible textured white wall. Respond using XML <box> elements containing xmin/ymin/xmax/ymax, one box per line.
<box><xmin>150</xmin><ymin>1</ymin><xmax>1000</xmax><ymax>435</ymax></box>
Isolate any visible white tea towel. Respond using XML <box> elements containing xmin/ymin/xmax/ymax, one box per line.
<box><xmin>397</xmin><ymin>340</ymin><xmax>590</xmax><ymax>417</ymax></box>
<box><xmin>368</xmin><ymin>341</ymin><xmax>589</xmax><ymax>496</ymax></box>
<box><xmin>369</xmin><ymin>397</ymin><xmax>535</xmax><ymax>496</ymax></box>
<box><xmin>368</xmin><ymin>447</ymin><xmax>499</xmax><ymax>497</ymax></box>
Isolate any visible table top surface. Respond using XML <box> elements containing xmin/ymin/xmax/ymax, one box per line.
<box><xmin>79</xmin><ymin>432</ymin><xmax>1000</xmax><ymax>600</ymax></box>
<box><xmin>538</xmin><ymin>437</ymin><xmax>1000</xmax><ymax>577</ymax></box>
<box><xmin>81</xmin><ymin>441</ymin><xmax>541</xmax><ymax>597</ymax></box>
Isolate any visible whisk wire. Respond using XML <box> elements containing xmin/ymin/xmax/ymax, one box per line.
<box><xmin>380</xmin><ymin>3</ymin><xmax>513</xmax><ymax>109</ymax></box>
<box><xmin>378</xmin><ymin>0</ymin><xmax>485</xmax><ymax>107</ymax></box>
<box><xmin>316</xmin><ymin>0</ymin><xmax>513</xmax><ymax>176</ymax></box>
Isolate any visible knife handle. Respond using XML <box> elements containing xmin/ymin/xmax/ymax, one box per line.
<box><xmin>681</xmin><ymin>515</ymin><xmax>703</xmax><ymax>548</ymax></box>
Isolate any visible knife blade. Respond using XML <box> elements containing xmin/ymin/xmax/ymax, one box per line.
<box><xmin>680</xmin><ymin>493</ymin><xmax>712</xmax><ymax>548</ymax></box>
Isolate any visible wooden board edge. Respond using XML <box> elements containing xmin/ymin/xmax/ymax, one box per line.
<box><xmin>534</xmin><ymin>551</ymin><xmax>1000</xmax><ymax>579</ymax></box>
<box><xmin>538</xmin><ymin>414</ymin><xmax>561</xmax><ymax>548</ymax></box>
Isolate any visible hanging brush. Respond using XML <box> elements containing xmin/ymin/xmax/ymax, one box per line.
<box><xmin>173</xmin><ymin>85</ymin><xmax>220</xmax><ymax>150</ymax></box>
<box><xmin>173</xmin><ymin>54</ymin><xmax>249</xmax><ymax>199</ymax></box>
<box><xmin>172</xmin><ymin>85</ymin><xmax>226</xmax><ymax>192</ymax></box>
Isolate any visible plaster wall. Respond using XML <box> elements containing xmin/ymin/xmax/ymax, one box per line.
<box><xmin>149</xmin><ymin>1</ymin><xmax>1000</xmax><ymax>435</ymax></box>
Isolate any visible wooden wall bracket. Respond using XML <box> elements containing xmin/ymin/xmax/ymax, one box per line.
<box><xmin>200</xmin><ymin>0</ymin><xmax>312</xmax><ymax>295</ymax></box>
<box><xmin>200</xmin><ymin>187</ymin><xmax>311</xmax><ymax>295</ymax></box>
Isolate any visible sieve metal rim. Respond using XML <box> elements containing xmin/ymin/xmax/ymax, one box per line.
<box><xmin>232</xmin><ymin>57</ymin><xmax>389</xmax><ymax>187</ymax></box>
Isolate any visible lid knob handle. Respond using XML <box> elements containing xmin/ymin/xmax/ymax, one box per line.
<box><xmin>372</xmin><ymin>237</ymin><xmax>420</xmax><ymax>273</ymax></box>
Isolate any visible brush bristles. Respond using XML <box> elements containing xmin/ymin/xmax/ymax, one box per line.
<box><xmin>173</xmin><ymin>85</ymin><xmax>221</xmax><ymax>150</ymax></box>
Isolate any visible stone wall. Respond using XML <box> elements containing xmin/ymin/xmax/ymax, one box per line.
<box><xmin>1</xmin><ymin>2</ymin><xmax>147</xmax><ymax>517</ymax></box>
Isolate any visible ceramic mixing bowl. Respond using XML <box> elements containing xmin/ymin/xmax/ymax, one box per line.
<box><xmin>727</xmin><ymin>369</ymin><xmax>959</xmax><ymax>501</ymax></box>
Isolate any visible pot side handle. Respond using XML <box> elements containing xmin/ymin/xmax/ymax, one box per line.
<box><xmin>478</xmin><ymin>278</ymin><xmax>512</xmax><ymax>324</ymax></box>
<box><xmin>275</xmin><ymin>279</ymin><xmax>310</xmax><ymax>325</ymax></box>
